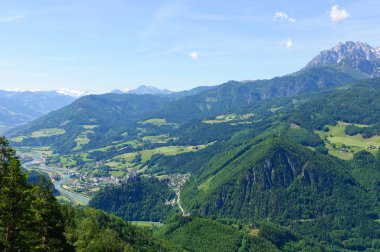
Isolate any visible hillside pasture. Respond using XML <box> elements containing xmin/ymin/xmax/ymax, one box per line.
<box><xmin>317</xmin><ymin>122</ymin><xmax>380</xmax><ymax>160</ymax></box>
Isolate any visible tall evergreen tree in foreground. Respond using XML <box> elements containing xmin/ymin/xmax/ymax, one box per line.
<box><xmin>0</xmin><ymin>137</ymin><xmax>31</xmax><ymax>251</ymax></box>
<box><xmin>0</xmin><ymin>137</ymin><xmax>68</xmax><ymax>251</ymax></box>
<box><xmin>30</xmin><ymin>176</ymin><xmax>68</xmax><ymax>250</ymax></box>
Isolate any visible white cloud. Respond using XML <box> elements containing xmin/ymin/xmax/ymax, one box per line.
<box><xmin>0</xmin><ymin>15</ymin><xmax>25</xmax><ymax>23</ymax></box>
<box><xmin>329</xmin><ymin>5</ymin><xmax>350</xmax><ymax>22</ymax></box>
<box><xmin>189</xmin><ymin>51</ymin><xmax>199</xmax><ymax>60</ymax></box>
<box><xmin>280</xmin><ymin>38</ymin><xmax>293</xmax><ymax>48</ymax></box>
<box><xmin>274</xmin><ymin>12</ymin><xmax>296</xmax><ymax>23</ymax></box>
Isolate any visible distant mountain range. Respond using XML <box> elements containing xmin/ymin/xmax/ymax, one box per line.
<box><xmin>0</xmin><ymin>90</ymin><xmax>76</xmax><ymax>133</ymax></box>
<box><xmin>112</xmin><ymin>85</ymin><xmax>174</xmax><ymax>95</ymax></box>
<box><xmin>128</xmin><ymin>85</ymin><xmax>174</xmax><ymax>95</ymax></box>
<box><xmin>307</xmin><ymin>41</ymin><xmax>380</xmax><ymax>77</ymax></box>
<box><xmin>55</xmin><ymin>88</ymin><xmax>95</xmax><ymax>97</ymax></box>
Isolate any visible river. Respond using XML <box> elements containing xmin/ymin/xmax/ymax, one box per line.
<box><xmin>22</xmin><ymin>155</ymin><xmax>90</xmax><ymax>205</ymax></box>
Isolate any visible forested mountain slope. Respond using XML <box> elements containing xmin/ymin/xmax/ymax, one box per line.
<box><xmin>290</xmin><ymin>78</ymin><xmax>380</xmax><ymax>130</ymax></box>
<box><xmin>89</xmin><ymin>176</ymin><xmax>177</xmax><ymax>222</ymax></box>
<box><xmin>157</xmin><ymin>215</ymin><xmax>280</xmax><ymax>252</ymax></box>
<box><xmin>179</xmin><ymin>137</ymin><xmax>380</xmax><ymax>250</ymax></box>
<box><xmin>9</xmin><ymin>93</ymin><xmax>170</xmax><ymax>153</ymax></box>
<box><xmin>153</xmin><ymin>66</ymin><xmax>363</xmax><ymax>123</ymax></box>
<box><xmin>0</xmin><ymin>90</ymin><xmax>75</xmax><ymax>133</ymax></box>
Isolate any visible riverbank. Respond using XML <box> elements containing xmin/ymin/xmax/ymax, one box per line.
<box><xmin>22</xmin><ymin>154</ymin><xmax>90</xmax><ymax>205</ymax></box>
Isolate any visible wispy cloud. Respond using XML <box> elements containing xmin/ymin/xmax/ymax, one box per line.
<box><xmin>280</xmin><ymin>38</ymin><xmax>293</xmax><ymax>49</ymax></box>
<box><xmin>0</xmin><ymin>15</ymin><xmax>25</xmax><ymax>23</ymax></box>
<box><xmin>329</xmin><ymin>5</ymin><xmax>350</xmax><ymax>22</ymax></box>
<box><xmin>274</xmin><ymin>12</ymin><xmax>296</xmax><ymax>23</ymax></box>
<box><xmin>189</xmin><ymin>51</ymin><xmax>199</xmax><ymax>60</ymax></box>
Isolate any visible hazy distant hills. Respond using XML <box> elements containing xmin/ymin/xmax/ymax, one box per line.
<box><xmin>113</xmin><ymin>85</ymin><xmax>218</xmax><ymax>98</ymax></box>
<box><xmin>128</xmin><ymin>85</ymin><xmax>174</xmax><ymax>95</ymax></box>
<box><xmin>0</xmin><ymin>90</ymin><xmax>76</xmax><ymax>133</ymax></box>
<box><xmin>307</xmin><ymin>41</ymin><xmax>380</xmax><ymax>77</ymax></box>
<box><xmin>111</xmin><ymin>85</ymin><xmax>173</xmax><ymax>95</ymax></box>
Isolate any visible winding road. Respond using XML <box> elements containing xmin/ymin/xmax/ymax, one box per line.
<box><xmin>176</xmin><ymin>191</ymin><xmax>189</xmax><ymax>216</ymax></box>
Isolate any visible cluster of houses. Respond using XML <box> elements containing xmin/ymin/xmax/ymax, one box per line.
<box><xmin>63</xmin><ymin>172</ymin><xmax>129</xmax><ymax>196</ymax></box>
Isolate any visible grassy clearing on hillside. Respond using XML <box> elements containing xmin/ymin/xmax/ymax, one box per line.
<box><xmin>140</xmin><ymin>144</ymin><xmax>209</xmax><ymax>163</ymax></box>
<box><xmin>316</xmin><ymin>122</ymin><xmax>380</xmax><ymax>160</ymax></box>
<box><xmin>203</xmin><ymin>113</ymin><xmax>255</xmax><ymax>124</ymax></box>
<box><xmin>80</xmin><ymin>153</ymin><xmax>91</xmax><ymax>162</ymax></box>
<box><xmin>203</xmin><ymin>114</ymin><xmax>237</xmax><ymax>124</ymax></box>
<box><xmin>82</xmin><ymin>124</ymin><xmax>99</xmax><ymax>129</ymax></box>
<box><xmin>290</xmin><ymin>123</ymin><xmax>300</xmax><ymax>129</ymax></box>
<box><xmin>269</xmin><ymin>106</ymin><xmax>284</xmax><ymax>113</ymax></box>
<box><xmin>11</xmin><ymin>128</ymin><xmax>65</xmax><ymax>142</ymax></box>
<box><xmin>113</xmin><ymin>152</ymin><xmax>136</xmax><ymax>161</ymax></box>
<box><xmin>60</xmin><ymin>156</ymin><xmax>77</xmax><ymax>167</ymax></box>
<box><xmin>16</xmin><ymin>147</ymin><xmax>53</xmax><ymax>160</ymax></box>
<box><xmin>110</xmin><ymin>170</ymin><xmax>124</xmax><ymax>177</ymax></box>
<box><xmin>131</xmin><ymin>221</ymin><xmax>163</xmax><ymax>227</ymax></box>
<box><xmin>73</xmin><ymin>135</ymin><xmax>90</xmax><ymax>151</ymax></box>
<box><xmin>31</xmin><ymin>128</ymin><xmax>66</xmax><ymax>138</ymax></box>
<box><xmin>10</xmin><ymin>136</ymin><xmax>26</xmax><ymax>142</ymax></box>
<box><xmin>91</xmin><ymin>139</ymin><xmax>141</xmax><ymax>153</ymax></box>
<box><xmin>109</xmin><ymin>143</ymin><xmax>213</xmax><ymax>170</ymax></box>
<box><xmin>198</xmin><ymin>176</ymin><xmax>214</xmax><ymax>192</ymax></box>
<box><xmin>141</xmin><ymin>118</ymin><xmax>179</xmax><ymax>128</ymax></box>
<box><xmin>142</xmin><ymin>134</ymin><xmax>173</xmax><ymax>144</ymax></box>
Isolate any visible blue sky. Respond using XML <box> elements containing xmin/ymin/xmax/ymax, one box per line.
<box><xmin>0</xmin><ymin>0</ymin><xmax>379</xmax><ymax>92</ymax></box>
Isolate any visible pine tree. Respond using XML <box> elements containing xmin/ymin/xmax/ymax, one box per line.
<box><xmin>0</xmin><ymin>140</ymin><xmax>31</xmax><ymax>251</ymax></box>
<box><xmin>30</xmin><ymin>176</ymin><xmax>69</xmax><ymax>251</ymax></box>
<box><xmin>0</xmin><ymin>137</ymin><xmax>70</xmax><ymax>251</ymax></box>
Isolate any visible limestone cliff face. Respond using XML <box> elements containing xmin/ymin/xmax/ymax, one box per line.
<box><xmin>307</xmin><ymin>41</ymin><xmax>380</xmax><ymax>77</ymax></box>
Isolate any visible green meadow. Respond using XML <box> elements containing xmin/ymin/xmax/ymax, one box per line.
<box><xmin>317</xmin><ymin>122</ymin><xmax>380</xmax><ymax>160</ymax></box>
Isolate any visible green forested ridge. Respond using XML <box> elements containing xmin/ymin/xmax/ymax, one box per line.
<box><xmin>153</xmin><ymin>66</ymin><xmax>361</xmax><ymax>123</ymax></box>
<box><xmin>157</xmin><ymin>215</ymin><xmax>280</xmax><ymax>252</ymax></box>
<box><xmin>290</xmin><ymin>78</ymin><xmax>380</xmax><ymax>130</ymax></box>
<box><xmin>181</xmin><ymin>137</ymin><xmax>373</xmax><ymax>222</ymax></box>
<box><xmin>62</xmin><ymin>207</ymin><xmax>181</xmax><ymax>251</ymax></box>
<box><xmin>345</xmin><ymin>123</ymin><xmax>380</xmax><ymax>138</ymax></box>
<box><xmin>89</xmin><ymin>176</ymin><xmax>177</xmax><ymax>222</ymax></box>
<box><xmin>26</xmin><ymin>169</ymin><xmax>59</xmax><ymax>195</ymax></box>
<box><xmin>179</xmin><ymin>137</ymin><xmax>380</xmax><ymax>250</ymax></box>
<box><xmin>9</xmin><ymin>93</ymin><xmax>170</xmax><ymax>153</ymax></box>
<box><xmin>350</xmin><ymin>151</ymin><xmax>380</xmax><ymax>202</ymax></box>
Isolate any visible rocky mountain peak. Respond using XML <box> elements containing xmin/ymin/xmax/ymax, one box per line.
<box><xmin>306</xmin><ymin>41</ymin><xmax>380</xmax><ymax>77</ymax></box>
